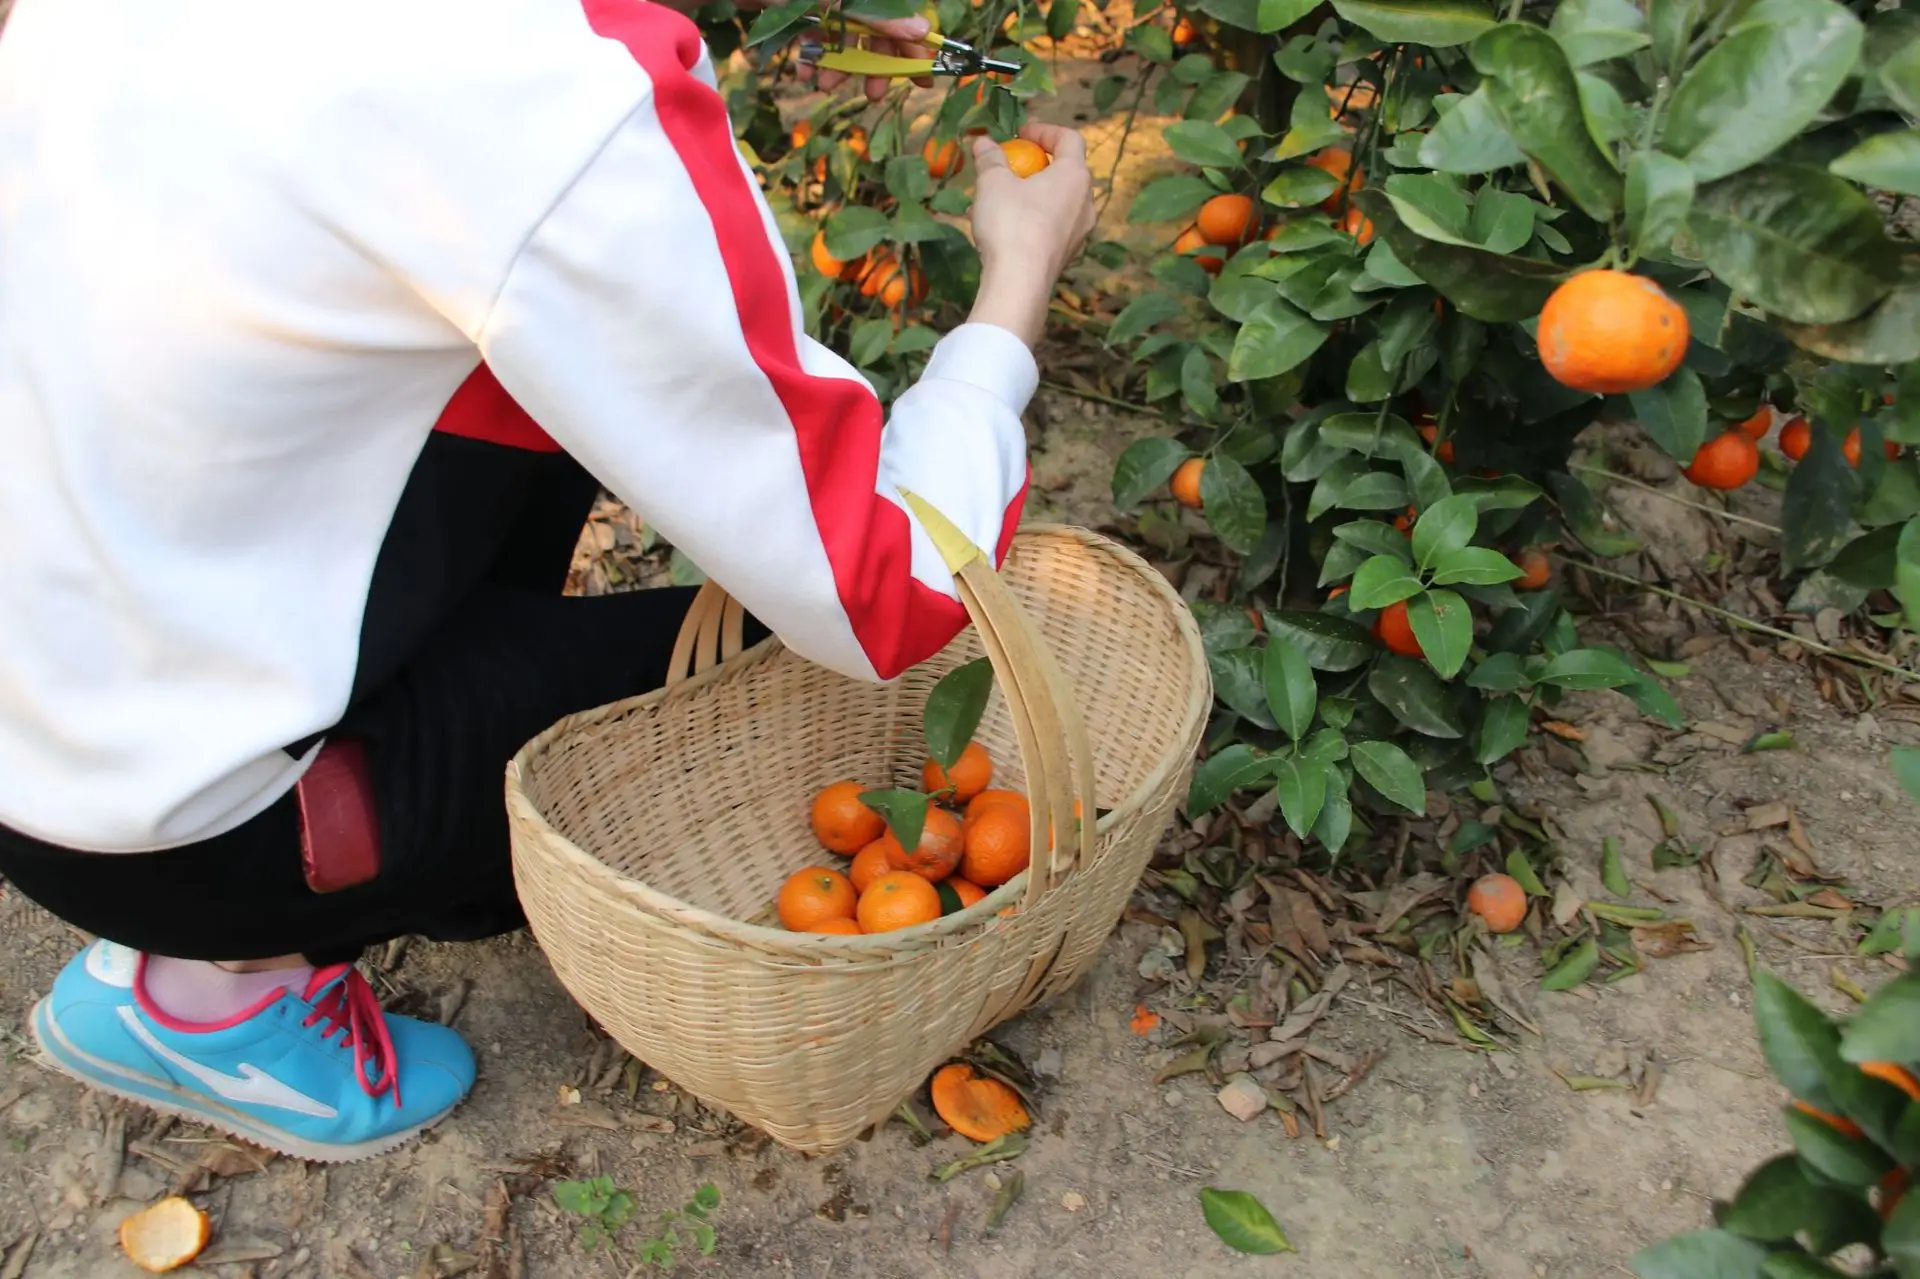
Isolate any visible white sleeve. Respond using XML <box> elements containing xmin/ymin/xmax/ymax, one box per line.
<box><xmin>474</xmin><ymin>2</ymin><xmax>1035</xmax><ymax>683</ymax></box>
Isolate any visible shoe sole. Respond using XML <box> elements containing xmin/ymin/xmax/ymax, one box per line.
<box><xmin>29</xmin><ymin>998</ymin><xmax>461</xmax><ymax>1164</ymax></box>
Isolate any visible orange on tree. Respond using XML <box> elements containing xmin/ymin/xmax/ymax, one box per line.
<box><xmin>777</xmin><ymin>866</ymin><xmax>858</xmax><ymax>931</ymax></box>
<box><xmin>1373</xmin><ymin>599</ymin><xmax>1423</xmax><ymax>658</ymax></box>
<box><xmin>1537</xmin><ymin>270</ymin><xmax>1689</xmax><ymax>394</ymax></box>
<box><xmin>881</xmin><ymin>807</ymin><xmax>965</xmax><ymax>881</ymax></box>
<box><xmin>1341</xmin><ymin>205</ymin><xmax>1374</xmax><ymax>247</ymax></box>
<box><xmin>857</xmin><ymin>871</ymin><xmax>943</xmax><ymax>933</ymax></box>
<box><xmin>1793</xmin><ymin>1099</ymin><xmax>1866</xmax><ymax>1140</ymax></box>
<box><xmin>1883</xmin><ymin>1167</ymin><xmax>1911</xmax><ymax>1222</ymax></box>
<box><xmin>923</xmin><ymin>740</ymin><xmax>993</xmax><ymax>803</ymax></box>
<box><xmin>845</xmin><ymin>125</ymin><xmax>869</xmax><ymax>159</ymax></box>
<box><xmin>120</xmin><ymin>1196</ymin><xmax>213</xmax><ymax>1273</ymax></box>
<box><xmin>1393</xmin><ymin>504</ymin><xmax>1416</xmax><ymax>532</ymax></box>
<box><xmin>1515</xmin><ymin>549</ymin><xmax>1552</xmax><ymax>591</ymax></box>
<box><xmin>849</xmin><ymin>840</ymin><xmax>893</xmax><ymax>894</ymax></box>
<box><xmin>790</xmin><ymin>119</ymin><xmax>812</xmax><ymax>150</ymax></box>
<box><xmin>1842</xmin><ymin>426</ymin><xmax>1900</xmax><ymax>466</ymax></box>
<box><xmin>1328</xmin><ymin>584</ymin><xmax>1349</xmax><ymax>599</ymax></box>
<box><xmin>1000</xmin><ymin>138</ymin><xmax>1051</xmax><ymax>178</ymax></box>
<box><xmin>1304</xmin><ymin>146</ymin><xmax>1360</xmax><ymax>212</ymax></box>
<box><xmin>1173</xmin><ymin>225</ymin><xmax>1226</xmax><ymax>274</ymax></box>
<box><xmin>1736</xmin><ymin>405</ymin><xmax>1773</xmax><ymax>440</ymax></box>
<box><xmin>929</xmin><ymin>1062</ymin><xmax>1031</xmax><ymax>1142</ymax></box>
<box><xmin>960</xmin><ymin>802</ymin><xmax>1031</xmax><ymax>887</ymax></box>
<box><xmin>810</xmin><ymin>780</ymin><xmax>885</xmax><ymax>854</ymax></box>
<box><xmin>1171</xmin><ymin>14</ymin><xmax>1196</xmax><ymax>44</ymax></box>
<box><xmin>1779</xmin><ymin>415</ymin><xmax>1812</xmax><ymax>460</ymax></box>
<box><xmin>1171</xmin><ymin>456</ymin><xmax>1206</xmax><ymax>508</ymax></box>
<box><xmin>1196</xmin><ymin>193</ymin><xmax>1255</xmax><ymax>247</ymax></box>
<box><xmin>1861</xmin><ymin>1060</ymin><xmax>1920</xmax><ymax>1102</ymax></box>
<box><xmin>1682</xmin><ymin>430</ymin><xmax>1760</xmax><ymax>490</ymax></box>
<box><xmin>923</xmin><ymin>136</ymin><xmax>963</xmax><ymax>179</ymax></box>
<box><xmin>1418</xmin><ymin>422</ymin><xmax>1454</xmax><ymax>465</ymax></box>
<box><xmin>1467</xmin><ymin>873</ymin><xmax>1527</xmax><ymax>933</ymax></box>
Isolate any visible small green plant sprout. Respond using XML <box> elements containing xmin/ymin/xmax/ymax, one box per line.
<box><xmin>634</xmin><ymin>1182</ymin><xmax>722</xmax><ymax>1269</ymax></box>
<box><xmin>552</xmin><ymin>1175</ymin><xmax>636</xmax><ymax>1252</ymax></box>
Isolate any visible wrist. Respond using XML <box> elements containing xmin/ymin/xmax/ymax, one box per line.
<box><xmin>969</xmin><ymin>266</ymin><xmax>1052</xmax><ymax>348</ymax></box>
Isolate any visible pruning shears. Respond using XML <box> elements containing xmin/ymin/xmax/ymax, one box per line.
<box><xmin>795</xmin><ymin>12</ymin><xmax>1023</xmax><ymax>79</ymax></box>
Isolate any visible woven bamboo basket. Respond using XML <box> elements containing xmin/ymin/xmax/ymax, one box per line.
<box><xmin>505</xmin><ymin>514</ymin><xmax>1209</xmax><ymax>1154</ymax></box>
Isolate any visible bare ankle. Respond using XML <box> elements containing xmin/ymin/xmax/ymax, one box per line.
<box><xmin>211</xmin><ymin>955</ymin><xmax>309</xmax><ymax>975</ymax></box>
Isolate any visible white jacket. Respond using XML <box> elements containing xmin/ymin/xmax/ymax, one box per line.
<box><xmin>0</xmin><ymin>0</ymin><xmax>1035</xmax><ymax>852</ymax></box>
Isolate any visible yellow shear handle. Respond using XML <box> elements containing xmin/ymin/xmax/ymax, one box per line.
<box><xmin>809</xmin><ymin>47</ymin><xmax>940</xmax><ymax>76</ymax></box>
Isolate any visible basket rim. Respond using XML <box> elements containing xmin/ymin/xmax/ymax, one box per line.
<box><xmin>505</xmin><ymin>523</ymin><xmax>1209</xmax><ymax>961</ymax></box>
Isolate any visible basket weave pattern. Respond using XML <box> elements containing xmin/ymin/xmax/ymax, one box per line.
<box><xmin>506</xmin><ymin>526</ymin><xmax>1208</xmax><ymax>1152</ymax></box>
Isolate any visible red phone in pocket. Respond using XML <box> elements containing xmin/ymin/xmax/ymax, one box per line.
<box><xmin>295</xmin><ymin>739</ymin><xmax>383</xmax><ymax>894</ymax></box>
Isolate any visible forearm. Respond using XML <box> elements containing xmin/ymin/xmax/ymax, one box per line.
<box><xmin>966</xmin><ymin>261</ymin><xmax>1055</xmax><ymax>350</ymax></box>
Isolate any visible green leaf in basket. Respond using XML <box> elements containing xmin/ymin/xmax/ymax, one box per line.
<box><xmin>860</xmin><ymin>788</ymin><xmax>930</xmax><ymax>851</ymax></box>
<box><xmin>925</xmin><ymin>657</ymin><xmax>995</xmax><ymax>771</ymax></box>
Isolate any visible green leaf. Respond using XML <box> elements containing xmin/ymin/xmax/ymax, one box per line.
<box><xmin>1838</xmin><ymin>973</ymin><xmax>1920</xmax><ymax>1064</ymax></box>
<box><xmin>1181</xmin><ymin>346</ymin><xmax>1219</xmax><ymax>419</ymax></box>
<box><xmin>1781</xmin><ymin>256</ymin><xmax>1920</xmax><ymax>365</ymax></box>
<box><xmin>1406</xmin><ymin>589</ymin><xmax>1473</xmax><ymax>679</ymax></box>
<box><xmin>1887</xmin><ymin>1191</ymin><xmax>1920</xmax><ymax>1279</ymax></box>
<box><xmin>1332</xmin><ymin>518</ymin><xmax>1413</xmax><ymax>560</ymax></box>
<box><xmin>1349</xmin><ymin>739</ymin><xmax>1427</xmax><ymax>813</ymax></box>
<box><xmin>1128</xmin><ymin>22</ymin><xmax>1175</xmax><ymax>61</ymax></box>
<box><xmin>924</xmin><ymin>658</ymin><xmax>994</xmax><ymax>769</ymax></box>
<box><xmin>1471</xmin><ymin>23</ymin><xmax>1622</xmax><ymax>219</ymax></box>
<box><xmin>1107</xmin><ymin>291</ymin><xmax>1184</xmax><ymax>346</ymax></box>
<box><xmin>1628</xmin><ymin>369</ymin><xmax>1710</xmax><ymax>465</ymax></box>
<box><xmin>822</xmin><ymin>205</ymin><xmax>893</xmax><ymax>261</ymax></box>
<box><xmin>1899</xmin><ymin>518</ymin><xmax>1920</xmax><ymax>632</ymax></box>
<box><xmin>1266</xmin><ymin>611</ymin><xmax>1376</xmax><ymax>671</ymax></box>
<box><xmin>1199</xmin><ymin>1188</ymin><xmax>1293</xmax><ymax>1255</ymax></box>
<box><xmin>1831</xmin><ymin>128</ymin><xmax>1920</xmax><ymax>198</ymax></box>
<box><xmin>1045</xmin><ymin>0</ymin><xmax>1078</xmax><ymax>41</ymax></box>
<box><xmin>1469</xmin><ymin>187</ymin><xmax>1535</xmax><ymax>255</ymax></box>
<box><xmin>1537</xmin><ymin>648</ymin><xmax>1640</xmax><ymax>690</ymax></box>
<box><xmin>1785</xmin><ymin>1103</ymin><xmax>1894</xmax><ymax>1187</ymax></box>
<box><xmin>1882</xmin><ymin>27</ymin><xmax>1920</xmax><ymax>116</ymax></box>
<box><xmin>1188</xmin><ymin>744</ymin><xmax>1272</xmax><ymax>814</ymax></box>
<box><xmin>1647</xmin><ymin>0</ymin><xmax>1705</xmax><ymax>76</ymax></box>
<box><xmin>860</xmin><ymin>788</ymin><xmax>930</xmax><ymax>851</ymax></box>
<box><xmin>1355</xmin><ymin>189</ymin><xmax>1567</xmax><ymax>323</ymax></box>
<box><xmin>1313</xmin><ymin>784</ymin><xmax>1354</xmax><ymax>854</ymax></box>
<box><xmin>1130</xmin><ymin>176</ymin><xmax>1218</xmax><ymax>224</ymax></box>
<box><xmin>1781</xmin><ymin>422</ymin><xmax>1858</xmax><ymax>572</ymax></box>
<box><xmin>1475</xmin><ymin>694</ymin><xmax>1532</xmax><ymax>763</ymax></box>
<box><xmin>1752</xmin><ymin>969</ymin><xmax>1846</xmax><ymax>1111</ymax></box>
<box><xmin>1549</xmin><ymin>0</ymin><xmax>1651</xmax><ymax>66</ymax></box>
<box><xmin>1330</xmin><ymin>0</ymin><xmax>1495</xmax><ymax>46</ymax></box>
<box><xmin>1199</xmin><ymin>454</ymin><xmax>1268</xmax><ymax>554</ymax></box>
<box><xmin>1228</xmin><ymin>299</ymin><xmax>1330</xmax><ymax>382</ymax></box>
<box><xmin>1683</xmin><ymin>164</ymin><xmax>1895</xmax><ymax>326</ymax></box>
<box><xmin>1211</xmin><ymin>648</ymin><xmax>1280</xmax><ymax>730</ymax></box>
<box><xmin>1349</xmin><ymin>554</ymin><xmax>1426</xmax><ymax>610</ymax></box>
<box><xmin>1420</xmin><ymin>90</ymin><xmax>1528</xmax><ymax>174</ymax></box>
<box><xmin>1721</xmin><ymin>1155</ymin><xmax>1881</xmax><ymax>1254</ymax></box>
<box><xmin>1628</xmin><ymin>1230</ymin><xmax>1767</xmax><ymax>1279</ymax></box>
<box><xmin>1261</xmin><ymin>167</ymin><xmax>1343</xmax><ymax>209</ymax></box>
<box><xmin>1548</xmin><ymin>471</ymin><xmax>1645</xmax><ymax>557</ymax></box>
<box><xmin>1165</xmin><ymin>121</ymin><xmax>1245</xmax><ymax>170</ymax></box>
<box><xmin>1431</xmin><ymin>546</ymin><xmax>1525</xmax><ymax>586</ymax></box>
<box><xmin>1263</xmin><ymin>637</ymin><xmax>1318</xmax><ymax>741</ymax></box>
<box><xmin>1893</xmin><ymin>743</ymin><xmax>1920</xmax><ymax>806</ymax></box>
<box><xmin>1369</xmin><ymin>655</ymin><xmax>1467</xmax><ymax>738</ymax></box>
<box><xmin>1542</xmin><ymin>937</ymin><xmax>1600</xmax><ymax>990</ymax></box>
<box><xmin>1467</xmin><ymin>652</ymin><xmax>1528</xmax><ymax>692</ymax></box>
<box><xmin>1626</xmin><ymin>151</ymin><xmax>1696</xmax><ymax>259</ymax></box>
<box><xmin>849</xmin><ymin>318</ymin><xmax>892</xmax><ymax>369</ymax></box>
<box><xmin>1258</xmin><ymin>0</ymin><xmax>1321</xmax><ymax>33</ymax></box>
<box><xmin>1272</xmin><ymin>755</ymin><xmax>1330</xmax><ymax>837</ymax></box>
<box><xmin>1112</xmin><ymin>438</ymin><xmax>1192</xmax><ymax>511</ymax></box>
<box><xmin>1345</xmin><ymin>342</ymin><xmax>1395</xmax><ymax>404</ymax></box>
<box><xmin>1660</xmin><ymin>0</ymin><xmax>1864</xmax><ymax>184</ymax></box>
<box><xmin>1187</xmin><ymin>68</ymin><xmax>1253</xmax><ymax>119</ymax></box>
<box><xmin>693</xmin><ymin>1183</ymin><xmax>721</xmax><ymax>1212</ymax></box>
<box><xmin>1411</xmin><ymin>493</ymin><xmax>1479</xmax><ymax>569</ymax></box>
<box><xmin>1601</xmin><ymin>837</ymin><xmax>1630</xmax><ymax>897</ymax></box>
<box><xmin>745</xmin><ymin>0</ymin><xmax>815</xmax><ymax>46</ymax></box>
<box><xmin>1337</xmin><ymin>472</ymin><xmax>1413</xmax><ymax>512</ymax></box>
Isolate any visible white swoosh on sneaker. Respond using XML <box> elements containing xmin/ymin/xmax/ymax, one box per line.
<box><xmin>118</xmin><ymin>1006</ymin><xmax>339</xmax><ymax>1119</ymax></box>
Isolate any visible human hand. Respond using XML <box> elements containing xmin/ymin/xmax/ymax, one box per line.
<box><xmin>963</xmin><ymin>123</ymin><xmax>1097</xmax><ymax>347</ymax></box>
<box><xmin>724</xmin><ymin>0</ymin><xmax>937</xmax><ymax>101</ymax></box>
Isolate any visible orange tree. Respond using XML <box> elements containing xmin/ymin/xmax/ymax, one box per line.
<box><xmin>1101</xmin><ymin>0</ymin><xmax>1920</xmax><ymax>845</ymax></box>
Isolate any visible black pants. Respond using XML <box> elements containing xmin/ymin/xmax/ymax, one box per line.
<box><xmin>0</xmin><ymin>436</ymin><xmax>762</xmax><ymax>966</ymax></box>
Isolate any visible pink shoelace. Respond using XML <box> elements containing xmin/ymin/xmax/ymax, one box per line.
<box><xmin>301</xmin><ymin>965</ymin><xmax>402</xmax><ymax>1108</ymax></box>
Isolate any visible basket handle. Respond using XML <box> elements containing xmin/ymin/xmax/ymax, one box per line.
<box><xmin>660</xmin><ymin>496</ymin><xmax>1098</xmax><ymax>911</ymax></box>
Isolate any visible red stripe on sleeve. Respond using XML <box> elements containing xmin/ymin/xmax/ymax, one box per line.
<box><xmin>579</xmin><ymin>0</ymin><xmax>972</xmax><ymax>680</ymax></box>
<box><xmin>433</xmin><ymin>363</ymin><xmax>563</xmax><ymax>453</ymax></box>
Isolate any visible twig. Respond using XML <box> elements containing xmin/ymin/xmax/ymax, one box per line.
<box><xmin>1095</xmin><ymin>68</ymin><xmax>1157</xmax><ymax>224</ymax></box>
<box><xmin>1559</xmin><ymin>555</ymin><xmax>1920</xmax><ymax>684</ymax></box>
<box><xmin>1038</xmin><ymin>377</ymin><xmax>1165</xmax><ymax>417</ymax></box>
<box><xmin>1568</xmin><ymin>462</ymin><xmax>1784</xmax><ymax>534</ymax></box>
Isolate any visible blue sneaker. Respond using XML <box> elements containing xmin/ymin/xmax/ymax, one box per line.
<box><xmin>29</xmin><ymin>940</ymin><xmax>474</xmax><ymax>1162</ymax></box>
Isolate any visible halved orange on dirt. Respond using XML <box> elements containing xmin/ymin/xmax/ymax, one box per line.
<box><xmin>929</xmin><ymin>1062</ymin><xmax>1031</xmax><ymax>1142</ymax></box>
<box><xmin>120</xmin><ymin>1196</ymin><xmax>212</xmax><ymax>1273</ymax></box>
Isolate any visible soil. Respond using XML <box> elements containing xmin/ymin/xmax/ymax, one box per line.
<box><xmin>2</xmin><ymin>31</ymin><xmax>1918</xmax><ymax>1279</ymax></box>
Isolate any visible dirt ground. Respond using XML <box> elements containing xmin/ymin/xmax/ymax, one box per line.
<box><xmin>2</xmin><ymin>32</ymin><xmax>1918</xmax><ymax>1279</ymax></box>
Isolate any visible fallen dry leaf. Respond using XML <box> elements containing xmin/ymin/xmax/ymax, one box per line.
<box><xmin>1541</xmin><ymin>721</ymin><xmax>1586</xmax><ymax>742</ymax></box>
<box><xmin>1633</xmin><ymin>921</ymin><xmax>1712</xmax><ymax>959</ymax></box>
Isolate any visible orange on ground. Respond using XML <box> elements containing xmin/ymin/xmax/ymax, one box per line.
<box><xmin>857</xmin><ymin>871</ymin><xmax>943</xmax><ymax>933</ymax></box>
<box><xmin>810</xmin><ymin>780</ymin><xmax>885</xmax><ymax>854</ymax></box>
<box><xmin>810</xmin><ymin>916</ymin><xmax>865</xmax><ymax>936</ymax></box>
<box><xmin>849</xmin><ymin>840</ymin><xmax>894</xmax><ymax>894</ymax></box>
<box><xmin>119</xmin><ymin>1196</ymin><xmax>212</xmax><ymax>1274</ymax></box>
<box><xmin>966</xmin><ymin>789</ymin><xmax>1028</xmax><ymax>823</ymax></box>
<box><xmin>929</xmin><ymin>1062</ymin><xmax>1031</xmax><ymax>1142</ymax></box>
<box><xmin>923</xmin><ymin>741</ymin><xmax>993</xmax><ymax>803</ymax></box>
<box><xmin>1341</xmin><ymin>205</ymin><xmax>1374</xmax><ymax>247</ymax></box>
<box><xmin>1683</xmin><ymin>431</ymin><xmax>1760</xmax><ymax>490</ymax></box>
<box><xmin>1000</xmin><ymin>138</ymin><xmax>1051</xmax><ymax>178</ymax></box>
<box><xmin>961</xmin><ymin>802</ymin><xmax>1031</xmax><ymax>887</ymax></box>
<box><xmin>777</xmin><ymin>867</ymin><xmax>858</xmax><ymax>931</ymax></box>
<box><xmin>1793</xmin><ymin>1099</ymin><xmax>1866</xmax><ymax>1140</ymax></box>
<box><xmin>924</xmin><ymin>136</ymin><xmax>963</xmax><ymax>179</ymax></box>
<box><xmin>1373</xmin><ymin>600</ymin><xmax>1422</xmax><ymax>658</ymax></box>
<box><xmin>881</xmin><ymin>807</ymin><xmax>965</xmax><ymax>881</ymax></box>
<box><xmin>1861</xmin><ymin>1060</ymin><xmax>1920</xmax><ymax>1102</ymax></box>
<box><xmin>1515</xmin><ymin>549</ymin><xmax>1552</xmax><ymax>591</ymax></box>
<box><xmin>1196</xmin><ymin>193</ymin><xmax>1255</xmax><ymax>247</ymax></box>
<box><xmin>1536</xmin><ymin>270</ymin><xmax>1689</xmax><ymax>394</ymax></box>
<box><xmin>1418</xmin><ymin>422</ymin><xmax>1455</xmax><ymax>466</ymax></box>
<box><xmin>1171</xmin><ymin>456</ymin><xmax>1206</xmax><ymax>508</ymax></box>
<box><xmin>1736</xmin><ymin>406</ymin><xmax>1772</xmax><ymax>440</ymax></box>
<box><xmin>1779</xmin><ymin>416</ymin><xmax>1812</xmax><ymax>461</ymax></box>
<box><xmin>1842</xmin><ymin>426</ymin><xmax>1901</xmax><ymax>466</ymax></box>
<box><xmin>1467</xmin><ymin>873</ymin><xmax>1527</xmax><ymax>934</ymax></box>
<box><xmin>1173</xmin><ymin>225</ymin><xmax>1226</xmax><ymax>274</ymax></box>
<box><xmin>1130</xmin><ymin>1004</ymin><xmax>1161</xmax><ymax>1035</ymax></box>
<box><xmin>1305</xmin><ymin>147</ymin><xmax>1360</xmax><ymax>212</ymax></box>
